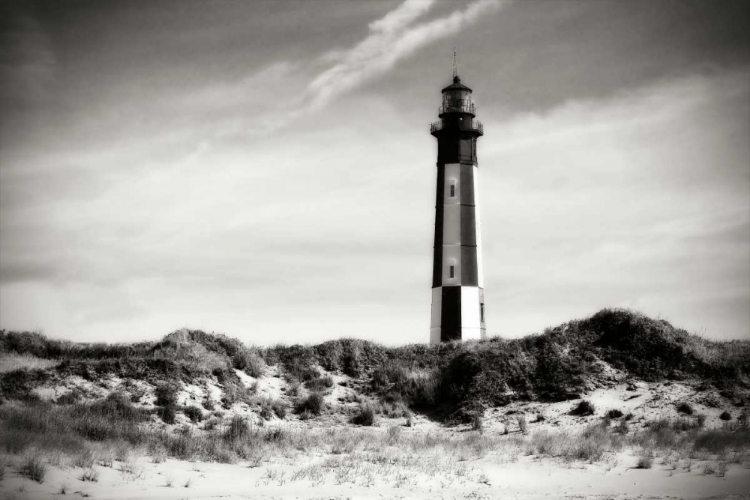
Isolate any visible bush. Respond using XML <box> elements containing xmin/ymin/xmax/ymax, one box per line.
<box><xmin>636</xmin><ymin>456</ymin><xmax>653</xmax><ymax>469</ymax></box>
<box><xmin>159</xmin><ymin>405</ymin><xmax>177</xmax><ymax>424</ymax></box>
<box><xmin>21</xmin><ymin>453</ymin><xmax>47</xmax><ymax>483</ymax></box>
<box><xmin>720</xmin><ymin>411</ymin><xmax>732</xmax><ymax>421</ymax></box>
<box><xmin>155</xmin><ymin>383</ymin><xmax>179</xmax><ymax>407</ymax></box>
<box><xmin>183</xmin><ymin>406</ymin><xmax>203</xmax><ymax>423</ymax></box>
<box><xmin>272</xmin><ymin>400</ymin><xmax>287</xmax><ymax>419</ymax></box>
<box><xmin>606</xmin><ymin>409</ymin><xmax>624</xmax><ymax>419</ymax></box>
<box><xmin>224</xmin><ymin>415</ymin><xmax>250</xmax><ymax>441</ymax></box>
<box><xmin>233</xmin><ymin>349</ymin><xmax>266</xmax><ymax>378</ymax></box>
<box><xmin>351</xmin><ymin>404</ymin><xmax>376</xmax><ymax>426</ymax></box>
<box><xmin>472</xmin><ymin>413</ymin><xmax>483</xmax><ymax>433</ymax></box>
<box><xmin>676</xmin><ymin>402</ymin><xmax>694</xmax><ymax>415</ymax></box>
<box><xmin>258</xmin><ymin>398</ymin><xmax>286</xmax><ymax>420</ymax></box>
<box><xmin>570</xmin><ymin>400</ymin><xmax>596</xmax><ymax>416</ymax></box>
<box><xmin>295</xmin><ymin>392</ymin><xmax>325</xmax><ymax>416</ymax></box>
<box><xmin>305</xmin><ymin>376</ymin><xmax>334</xmax><ymax>392</ymax></box>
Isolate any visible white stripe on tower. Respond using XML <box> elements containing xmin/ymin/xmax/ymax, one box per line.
<box><xmin>461</xmin><ymin>286</ymin><xmax>483</xmax><ymax>340</ymax></box>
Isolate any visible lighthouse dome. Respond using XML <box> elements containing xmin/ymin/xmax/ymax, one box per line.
<box><xmin>441</xmin><ymin>75</ymin><xmax>473</xmax><ymax>93</ymax></box>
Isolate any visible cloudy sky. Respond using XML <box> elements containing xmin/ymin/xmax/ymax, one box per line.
<box><xmin>1</xmin><ymin>0</ymin><xmax>748</xmax><ymax>345</ymax></box>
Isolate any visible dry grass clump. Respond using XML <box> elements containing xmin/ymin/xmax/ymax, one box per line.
<box><xmin>351</xmin><ymin>403</ymin><xmax>377</xmax><ymax>426</ymax></box>
<box><xmin>295</xmin><ymin>392</ymin><xmax>326</xmax><ymax>416</ymax></box>
<box><xmin>183</xmin><ymin>405</ymin><xmax>203</xmax><ymax>423</ymax></box>
<box><xmin>79</xmin><ymin>467</ymin><xmax>99</xmax><ymax>482</ymax></box>
<box><xmin>20</xmin><ymin>452</ymin><xmax>47</xmax><ymax>483</ymax></box>
<box><xmin>306</xmin><ymin>375</ymin><xmax>334</xmax><ymax>393</ymax></box>
<box><xmin>528</xmin><ymin>423</ymin><xmax>618</xmax><ymax>462</ymax></box>
<box><xmin>0</xmin><ymin>353</ymin><xmax>59</xmax><ymax>373</ymax></box>
<box><xmin>232</xmin><ymin>348</ymin><xmax>266</xmax><ymax>378</ymax></box>
<box><xmin>258</xmin><ymin>397</ymin><xmax>287</xmax><ymax>420</ymax></box>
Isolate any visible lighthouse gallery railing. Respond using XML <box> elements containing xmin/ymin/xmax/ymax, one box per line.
<box><xmin>430</xmin><ymin>120</ymin><xmax>483</xmax><ymax>134</ymax></box>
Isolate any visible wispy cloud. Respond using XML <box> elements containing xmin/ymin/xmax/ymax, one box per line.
<box><xmin>307</xmin><ymin>0</ymin><xmax>502</xmax><ymax>110</ymax></box>
<box><xmin>173</xmin><ymin>0</ymin><xmax>501</xmax><ymax>137</ymax></box>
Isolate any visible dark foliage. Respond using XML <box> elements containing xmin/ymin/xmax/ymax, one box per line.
<box><xmin>295</xmin><ymin>392</ymin><xmax>325</xmax><ymax>416</ymax></box>
<box><xmin>183</xmin><ymin>405</ymin><xmax>203</xmax><ymax>423</ymax></box>
<box><xmin>3</xmin><ymin>309</ymin><xmax>749</xmax><ymax>425</ymax></box>
<box><xmin>305</xmin><ymin>375</ymin><xmax>334</xmax><ymax>392</ymax></box>
<box><xmin>606</xmin><ymin>409</ymin><xmax>624</xmax><ymax>419</ymax></box>
<box><xmin>676</xmin><ymin>402</ymin><xmax>694</xmax><ymax>415</ymax></box>
<box><xmin>350</xmin><ymin>403</ymin><xmax>376</xmax><ymax>426</ymax></box>
<box><xmin>159</xmin><ymin>405</ymin><xmax>177</xmax><ymax>424</ymax></box>
<box><xmin>155</xmin><ymin>383</ymin><xmax>179</xmax><ymax>407</ymax></box>
<box><xmin>0</xmin><ymin>369</ymin><xmax>50</xmax><ymax>401</ymax></box>
<box><xmin>720</xmin><ymin>411</ymin><xmax>732</xmax><ymax>421</ymax></box>
<box><xmin>570</xmin><ymin>400</ymin><xmax>596</xmax><ymax>416</ymax></box>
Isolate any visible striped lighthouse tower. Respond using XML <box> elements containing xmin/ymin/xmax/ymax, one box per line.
<box><xmin>429</xmin><ymin>63</ymin><xmax>486</xmax><ymax>344</ymax></box>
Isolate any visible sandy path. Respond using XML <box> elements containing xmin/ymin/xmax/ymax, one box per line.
<box><xmin>2</xmin><ymin>452</ymin><xmax>749</xmax><ymax>500</ymax></box>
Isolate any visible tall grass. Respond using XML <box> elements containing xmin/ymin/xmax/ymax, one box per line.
<box><xmin>4</xmin><ymin>308</ymin><xmax>749</xmax><ymax>421</ymax></box>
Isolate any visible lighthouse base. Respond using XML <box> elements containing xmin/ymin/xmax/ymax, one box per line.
<box><xmin>429</xmin><ymin>286</ymin><xmax>486</xmax><ymax>344</ymax></box>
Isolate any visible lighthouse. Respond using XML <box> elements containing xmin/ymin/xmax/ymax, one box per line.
<box><xmin>429</xmin><ymin>66</ymin><xmax>486</xmax><ymax>344</ymax></box>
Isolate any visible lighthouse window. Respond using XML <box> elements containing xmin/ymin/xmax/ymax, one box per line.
<box><xmin>480</xmin><ymin>303</ymin><xmax>485</xmax><ymax>322</ymax></box>
<box><xmin>449</xmin><ymin>265</ymin><xmax>455</xmax><ymax>278</ymax></box>
<box><xmin>449</xmin><ymin>184</ymin><xmax>455</xmax><ymax>197</ymax></box>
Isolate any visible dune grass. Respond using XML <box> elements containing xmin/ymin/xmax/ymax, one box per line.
<box><xmin>3</xmin><ymin>309</ymin><xmax>749</xmax><ymax>421</ymax></box>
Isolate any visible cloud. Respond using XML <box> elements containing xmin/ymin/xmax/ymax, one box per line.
<box><xmin>368</xmin><ymin>0</ymin><xmax>435</xmax><ymax>34</ymax></box>
<box><xmin>477</xmin><ymin>68</ymin><xmax>750</xmax><ymax>340</ymax></box>
<box><xmin>307</xmin><ymin>0</ymin><xmax>502</xmax><ymax>110</ymax></box>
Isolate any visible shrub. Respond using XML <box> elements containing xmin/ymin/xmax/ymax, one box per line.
<box><xmin>676</xmin><ymin>402</ymin><xmax>694</xmax><ymax>415</ymax></box>
<box><xmin>183</xmin><ymin>406</ymin><xmax>203</xmax><ymax>423</ymax></box>
<box><xmin>21</xmin><ymin>453</ymin><xmax>47</xmax><ymax>483</ymax></box>
<box><xmin>606</xmin><ymin>409</ymin><xmax>624</xmax><ymax>419</ymax></box>
<box><xmin>283</xmin><ymin>359</ymin><xmax>319</xmax><ymax>382</ymax></box>
<box><xmin>224</xmin><ymin>415</ymin><xmax>250</xmax><ymax>441</ymax></box>
<box><xmin>472</xmin><ymin>413</ymin><xmax>484</xmax><ymax>433</ymax></box>
<box><xmin>258</xmin><ymin>398</ymin><xmax>284</xmax><ymax>420</ymax></box>
<box><xmin>56</xmin><ymin>391</ymin><xmax>82</xmax><ymax>405</ymax></box>
<box><xmin>221</xmin><ymin>382</ymin><xmax>253</xmax><ymax>409</ymax></box>
<box><xmin>295</xmin><ymin>392</ymin><xmax>325</xmax><ymax>416</ymax></box>
<box><xmin>720</xmin><ymin>411</ymin><xmax>732</xmax><ymax>421</ymax></box>
<box><xmin>232</xmin><ymin>349</ymin><xmax>266</xmax><ymax>378</ymax></box>
<box><xmin>636</xmin><ymin>456</ymin><xmax>653</xmax><ymax>469</ymax></box>
<box><xmin>570</xmin><ymin>400</ymin><xmax>596</xmax><ymax>416</ymax></box>
<box><xmin>155</xmin><ymin>383</ymin><xmax>179</xmax><ymax>407</ymax></box>
<box><xmin>693</xmin><ymin>428</ymin><xmax>750</xmax><ymax>453</ymax></box>
<box><xmin>272</xmin><ymin>400</ymin><xmax>287</xmax><ymax>419</ymax></box>
<box><xmin>351</xmin><ymin>404</ymin><xmax>376</xmax><ymax>426</ymax></box>
<box><xmin>159</xmin><ymin>405</ymin><xmax>177</xmax><ymax>424</ymax></box>
<box><xmin>305</xmin><ymin>376</ymin><xmax>334</xmax><ymax>392</ymax></box>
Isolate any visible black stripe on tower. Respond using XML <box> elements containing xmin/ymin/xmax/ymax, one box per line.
<box><xmin>459</xmin><ymin>162</ymin><xmax>478</xmax><ymax>287</ymax></box>
<box><xmin>441</xmin><ymin>286</ymin><xmax>461</xmax><ymax>341</ymax></box>
<box><xmin>432</xmin><ymin>163</ymin><xmax>445</xmax><ymax>287</ymax></box>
